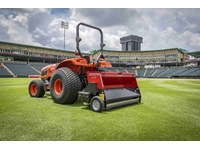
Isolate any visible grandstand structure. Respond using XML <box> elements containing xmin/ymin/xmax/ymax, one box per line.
<box><xmin>92</xmin><ymin>48</ymin><xmax>193</xmax><ymax>67</ymax></box>
<box><xmin>0</xmin><ymin>40</ymin><xmax>200</xmax><ymax>78</ymax></box>
<box><xmin>0</xmin><ymin>41</ymin><xmax>89</xmax><ymax>63</ymax></box>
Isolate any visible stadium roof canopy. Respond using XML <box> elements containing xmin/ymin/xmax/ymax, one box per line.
<box><xmin>0</xmin><ymin>40</ymin><xmax>87</xmax><ymax>55</ymax></box>
<box><xmin>90</xmin><ymin>47</ymin><xmax>187</xmax><ymax>55</ymax></box>
<box><xmin>187</xmin><ymin>51</ymin><xmax>200</xmax><ymax>58</ymax></box>
<box><xmin>0</xmin><ymin>40</ymin><xmax>72</xmax><ymax>52</ymax></box>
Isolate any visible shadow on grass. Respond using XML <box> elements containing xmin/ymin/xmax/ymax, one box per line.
<box><xmin>44</xmin><ymin>92</ymin><xmax>51</xmax><ymax>99</ymax></box>
<box><xmin>42</xmin><ymin>92</ymin><xmax>143</xmax><ymax>113</ymax></box>
<box><xmin>105</xmin><ymin>102</ymin><xmax>143</xmax><ymax>112</ymax></box>
<box><xmin>82</xmin><ymin>101</ymin><xmax>143</xmax><ymax>113</ymax></box>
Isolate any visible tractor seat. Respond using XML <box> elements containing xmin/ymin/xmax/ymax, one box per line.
<box><xmin>83</xmin><ymin>55</ymin><xmax>90</xmax><ymax>64</ymax></box>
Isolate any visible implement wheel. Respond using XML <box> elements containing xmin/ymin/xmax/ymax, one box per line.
<box><xmin>29</xmin><ymin>80</ymin><xmax>45</xmax><ymax>97</ymax></box>
<box><xmin>90</xmin><ymin>96</ymin><xmax>104</xmax><ymax>112</ymax></box>
<box><xmin>50</xmin><ymin>67</ymin><xmax>81</xmax><ymax>104</ymax></box>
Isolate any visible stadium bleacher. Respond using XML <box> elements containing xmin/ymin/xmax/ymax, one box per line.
<box><xmin>145</xmin><ymin>68</ymin><xmax>156</xmax><ymax>78</ymax></box>
<box><xmin>109</xmin><ymin>67</ymin><xmax>118</xmax><ymax>72</ymax></box>
<box><xmin>168</xmin><ymin>68</ymin><xmax>189</xmax><ymax>78</ymax></box>
<box><xmin>29</xmin><ymin>63</ymin><xmax>48</xmax><ymax>72</ymax></box>
<box><xmin>99</xmin><ymin>67</ymin><xmax>116</xmax><ymax>72</ymax></box>
<box><xmin>4</xmin><ymin>62</ymin><xmax>39</xmax><ymax>77</ymax></box>
<box><xmin>151</xmin><ymin>68</ymin><xmax>168</xmax><ymax>78</ymax></box>
<box><xmin>158</xmin><ymin>68</ymin><xmax>177</xmax><ymax>78</ymax></box>
<box><xmin>126</xmin><ymin>68</ymin><xmax>136</xmax><ymax>74</ymax></box>
<box><xmin>137</xmin><ymin>68</ymin><xmax>145</xmax><ymax>77</ymax></box>
<box><xmin>123</xmin><ymin>67</ymin><xmax>200</xmax><ymax>78</ymax></box>
<box><xmin>189</xmin><ymin>69</ymin><xmax>200</xmax><ymax>77</ymax></box>
<box><xmin>0</xmin><ymin>64</ymin><xmax>13</xmax><ymax>77</ymax></box>
<box><xmin>0</xmin><ymin>61</ymin><xmax>199</xmax><ymax>78</ymax></box>
<box><xmin>116</xmin><ymin>67</ymin><xmax>127</xmax><ymax>73</ymax></box>
<box><xmin>177</xmin><ymin>68</ymin><xmax>200</xmax><ymax>77</ymax></box>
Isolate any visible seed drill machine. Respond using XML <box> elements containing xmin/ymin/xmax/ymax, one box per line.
<box><xmin>28</xmin><ymin>22</ymin><xmax>141</xmax><ymax>112</ymax></box>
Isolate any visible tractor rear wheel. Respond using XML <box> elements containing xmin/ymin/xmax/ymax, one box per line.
<box><xmin>50</xmin><ymin>67</ymin><xmax>81</xmax><ymax>104</ymax></box>
<box><xmin>29</xmin><ymin>80</ymin><xmax>45</xmax><ymax>97</ymax></box>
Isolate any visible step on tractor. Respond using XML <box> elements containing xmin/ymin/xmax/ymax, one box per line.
<box><xmin>28</xmin><ymin>22</ymin><xmax>141</xmax><ymax>112</ymax></box>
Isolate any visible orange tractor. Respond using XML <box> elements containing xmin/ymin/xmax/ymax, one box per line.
<box><xmin>28</xmin><ymin>22</ymin><xmax>141</xmax><ymax>112</ymax></box>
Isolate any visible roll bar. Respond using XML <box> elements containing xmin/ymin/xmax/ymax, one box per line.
<box><xmin>76</xmin><ymin>22</ymin><xmax>105</xmax><ymax>63</ymax></box>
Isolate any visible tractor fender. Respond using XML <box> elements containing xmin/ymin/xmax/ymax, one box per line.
<box><xmin>56</xmin><ymin>58</ymin><xmax>88</xmax><ymax>74</ymax></box>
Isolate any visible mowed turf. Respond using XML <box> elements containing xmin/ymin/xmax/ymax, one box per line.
<box><xmin>0</xmin><ymin>78</ymin><xmax>200</xmax><ymax>141</ymax></box>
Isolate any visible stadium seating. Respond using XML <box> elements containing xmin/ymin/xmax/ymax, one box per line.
<box><xmin>4</xmin><ymin>62</ymin><xmax>39</xmax><ymax>77</ymax></box>
<box><xmin>158</xmin><ymin>68</ymin><xmax>177</xmax><ymax>78</ymax></box>
<box><xmin>29</xmin><ymin>63</ymin><xmax>48</xmax><ymax>72</ymax></box>
<box><xmin>116</xmin><ymin>67</ymin><xmax>127</xmax><ymax>73</ymax></box>
<box><xmin>145</xmin><ymin>68</ymin><xmax>156</xmax><ymax>77</ymax></box>
<box><xmin>178</xmin><ymin>68</ymin><xmax>200</xmax><ymax>77</ymax></box>
<box><xmin>109</xmin><ymin>67</ymin><xmax>118</xmax><ymax>72</ymax></box>
<box><xmin>173</xmin><ymin>68</ymin><xmax>199</xmax><ymax>77</ymax></box>
<box><xmin>126</xmin><ymin>68</ymin><xmax>136</xmax><ymax>74</ymax></box>
<box><xmin>0</xmin><ymin>67</ymin><xmax>13</xmax><ymax>77</ymax></box>
<box><xmin>0</xmin><ymin>61</ymin><xmax>199</xmax><ymax>79</ymax></box>
<box><xmin>151</xmin><ymin>68</ymin><xmax>168</xmax><ymax>77</ymax></box>
<box><xmin>137</xmin><ymin>68</ymin><xmax>146</xmax><ymax>77</ymax></box>
<box><xmin>99</xmin><ymin>67</ymin><xmax>116</xmax><ymax>72</ymax></box>
<box><xmin>168</xmin><ymin>68</ymin><xmax>189</xmax><ymax>78</ymax></box>
<box><xmin>187</xmin><ymin>68</ymin><xmax>200</xmax><ymax>77</ymax></box>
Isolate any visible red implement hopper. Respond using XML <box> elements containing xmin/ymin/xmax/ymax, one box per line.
<box><xmin>79</xmin><ymin>71</ymin><xmax>141</xmax><ymax>111</ymax></box>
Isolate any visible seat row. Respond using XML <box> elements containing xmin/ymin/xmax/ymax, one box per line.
<box><xmin>0</xmin><ymin>62</ymin><xmax>199</xmax><ymax>78</ymax></box>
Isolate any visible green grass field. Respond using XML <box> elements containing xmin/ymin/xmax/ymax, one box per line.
<box><xmin>0</xmin><ymin>78</ymin><xmax>200</xmax><ymax>141</ymax></box>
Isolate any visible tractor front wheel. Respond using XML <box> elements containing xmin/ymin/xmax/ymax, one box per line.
<box><xmin>29</xmin><ymin>80</ymin><xmax>45</xmax><ymax>97</ymax></box>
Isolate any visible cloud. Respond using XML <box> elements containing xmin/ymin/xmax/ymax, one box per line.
<box><xmin>70</xmin><ymin>8</ymin><xmax>194</xmax><ymax>51</ymax></box>
<box><xmin>0</xmin><ymin>10</ymin><xmax>42</xmax><ymax>46</ymax></box>
<box><xmin>1</xmin><ymin>8</ymin><xmax>200</xmax><ymax>52</ymax></box>
<box><xmin>0</xmin><ymin>9</ymin><xmax>54</xmax><ymax>47</ymax></box>
<box><xmin>70</xmin><ymin>8</ymin><xmax>142</xmax><ymax>27</ymax></box>
<box><xmin>0</xmin><ymin>15</ymin><xmax>10</xmax><ymax>41</ymax></box>
<box><xmin>179</xmin><ymin>31</ymin><xmax>200</xmax><ymax>51</ymax></box>
<box><xmin>140</xmin><ymin>8</ymin><xmax>200</xmax><ymax>34</ymax></box>
<box><xmin>12</xmin><ymin>14</ymin><xmax>28</xmax><ymax>29</ymax></box>
<box><xmin>0</xmin><ymin>8</ymin><xmax>50</xmax><ymax>15</ymax></box>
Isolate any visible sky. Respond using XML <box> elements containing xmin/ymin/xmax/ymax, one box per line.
<box><xmin>0</xmin><ymin>6</ymin><xmax>200</xmax><ymax>53</ymax></box>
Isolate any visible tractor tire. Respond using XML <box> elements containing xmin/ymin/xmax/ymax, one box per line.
<box><xmin>90</xmin><ymin>96</ymin><xmax>105</xmax><ymax>112</ymax></box>
<box><xmin>29</xmin><ymin>80</ymin><xmax>45</xmax><ymax>97</ymax></box>
<box><xmin>50</xmin><ymin>67</ymin><xmax>81</xmax><ymax>104</ymax></box>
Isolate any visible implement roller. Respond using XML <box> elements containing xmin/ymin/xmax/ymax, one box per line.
<box><xmin>28</xmin><ymin>22</ymin><xmax>141</xmax><ymax>112</ymax></box>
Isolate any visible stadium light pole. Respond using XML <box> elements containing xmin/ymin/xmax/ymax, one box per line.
<box><xmin>61</xmin><ymin>21</ymin><xmax>69</xmax><ymax>50</ymax></box>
